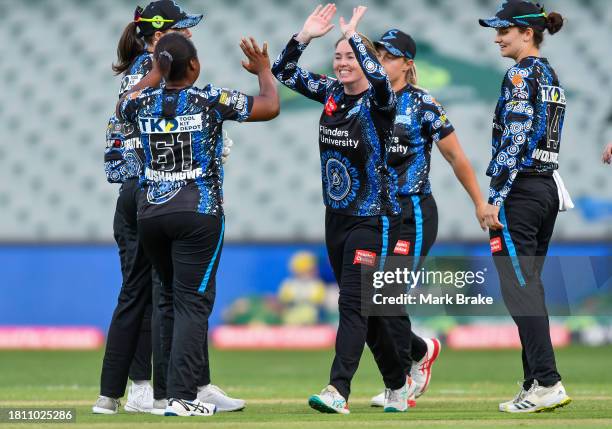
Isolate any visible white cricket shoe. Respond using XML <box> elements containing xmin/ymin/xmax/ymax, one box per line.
<box><xmin>502</xmin><ymin>381</ymin><xmax>571</xmax><ymax>413</ymax></box>
<box><xmin>383</xmin><ymin>377</ymin><xmax>417</xmax><ymax>412</ymax></box>
<box><xmin>498</xmin><ymin>383</ymin><xmax>528</xmax><ymax>412</ymax></box>
<box><xmin>308</xmin><ymin>385</ymin><xmax>350</xmax><ymax>414</ymax></box>
<box><xmin>371</xmin><ymin>377</ymin><xmax>417</xmax><ymax>408</ymax></box>
<box><xmin>164</xmin><ymin>398</ymin><xmax>216</xmax><ymax>416</ymax></box>
<box><xmin>150</xmin><ymin>398</ymin><xmax>168</xmax><ymax>416</ymax></box>
<box><xmin>92</xmin><ymin>396</ymin><xmax>120</xmax><ymax>414</ymax></box>
<box><xmin>411</xmin><ymin>338</ymin><xmax>441</xmax><ymax>398</ymax></box>
<box><xmin>197</xmin><ymin>384</ymin><xmax>245</xmax><ymax>412</ymax></box>
<box><xmin>124</xmin><ymin>381</ymin><xmax>154</xmax><ymax>413</ymax></box>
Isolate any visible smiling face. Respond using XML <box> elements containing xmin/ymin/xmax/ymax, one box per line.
<box><xmin>495</xmin><ymin>26</ymin><xmax>533</xmax><ymax>60</ymax></box>
<box><xmin>333</xmin><ymin>39</ymin><xmax>366</xmax><ymax>86</ymax></box>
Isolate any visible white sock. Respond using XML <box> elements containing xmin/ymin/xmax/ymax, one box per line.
<box><xmin>132</xmin><ymin>380</ymin><xmax>151</xmax><ymax>386</ymax></box>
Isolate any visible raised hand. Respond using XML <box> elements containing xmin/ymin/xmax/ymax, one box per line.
<box><xmin>339</xmin><ymin>6</ymin><xmax>367</xmax><ymax>39</ymax></box>
<box><xmin>296</xmin><ymin>3</ymin><xmax>336</xmax><ymax>43</ymax></box>
<box><xmin>240</xmin><ymin>37</ymin><xmax>270</xmax><ymax>75</ymax></box>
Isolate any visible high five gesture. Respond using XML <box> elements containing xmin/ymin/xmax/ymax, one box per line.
<box><xmin>296</xmin><ymin>4</ymin><xmax>337</xmax><ymax>44</ymax></box>
<box><xmin>339</xmin><ymin>6</ymin><xmax>367</xmax><ymax>39</ymax></box>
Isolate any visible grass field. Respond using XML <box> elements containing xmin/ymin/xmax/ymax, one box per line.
<box><xmin>0</xmin><ymin>346</ymin><xmax>611</xmax><ymax>428</ymax></box>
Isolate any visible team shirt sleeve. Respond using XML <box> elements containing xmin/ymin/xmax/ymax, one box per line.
<box><xmin>421</xmin><ymin>94</ymin><xmax>455</xmax><ymax>144</ymax></box>
<box><xmin>347</xmin><ymin>33</ymin><xmax>396</xmax><ymax>111</ymax></box>
<box><xmin>117</xmin><ymin>91</ymin><xmax>143</xmax><ymax>124</ymax></box>
<box><xmin>271</xmin><ymin>35</ymin><xmax>336</xmax><ymax>104</ymax></box>
<box><xmin>210</xmin><ymin>87</ymin><xmax>254</xmax><ymax>122</ymax></box>
<box><xmin>488</xmin><ymin>66</ymin><xmax>537</xmax><ymax>206</ymax></box>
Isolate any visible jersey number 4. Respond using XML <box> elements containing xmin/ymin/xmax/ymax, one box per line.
<box><xmin>545</xmin><ymin>104</ymin><xmax>564</xmax><ymax>151</ymax></box>
<box><xmin>149</xmin><ymin>133</ymin><xmax>193</xmax><ymax>172</ymax></box>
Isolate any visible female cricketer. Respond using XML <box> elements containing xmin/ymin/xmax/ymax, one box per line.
<box><xmin>117</xmin><ymin>32</ymin><xmax>279</xmax><ymax>416</ymax></box>
<box><xmin>369</xmin><ymin>28</ymin><xmax>487</xmax><ymax>408</ymax></box>
<box><xmin>479</xmin><ymin>0</ymin><xmax>572</xmax><ymax>414</ymax></box>
<box><xmin>273</xmin><ymin>4</ymin><xmax>411</xmax><ymax>414</ymax></box>
<box><xmin>96</xmin><ymin>1</ymin><xmax>248</xmax><ymax>417</ymax></box>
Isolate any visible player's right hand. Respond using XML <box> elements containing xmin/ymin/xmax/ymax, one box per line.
<box><xmin>296</xmin><ymin>4</ymin><xmax>336</xmax><ymax>43</ymax></box>
<box><xmin>240</xmin><ymin>37</ymin><xmax>270</xmax><ymax>75</ymax></box>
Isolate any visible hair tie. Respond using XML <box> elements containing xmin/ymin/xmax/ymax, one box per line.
<box><xmin>159</xmin><ymin>50</ymin><xmax>173</xmax><ymax>62</ymax></box>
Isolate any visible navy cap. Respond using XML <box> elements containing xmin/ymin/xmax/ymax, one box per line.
<box><xmin>374</xmin><ymin>29</ymin><xmax>417</xmax><ymax>60</ymax></box>
<box><xmin>479</xmin><ymin>0</ymin><xmax>547</xmax><ymax>31</ymax></box>
<box><xmin>135</xmin><ymin>0</ymin><xmax>203</xmax><ymax>37</ymax></box>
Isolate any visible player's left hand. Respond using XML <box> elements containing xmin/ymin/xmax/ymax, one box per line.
<box><xmin>602</xmin><ymin>142</ymin><xmax>612</xmax><ymax>164</ymax></box>
<box><xmin>222</xmin><ymin>131</ymin><xmax>233</xmax><ymax>165</ymax></box>
<box><xmin>483</xmin><ymin>204</ymin><xmax>503</xmax><ymax>231</ymax></box>
<box><xmin>339</xmin><ymin>6</ymin><xmax>367</xmax><ymax>39</ymax></box>
<box><xmin>240</xmin><ymin>37</ymin><xmax>270</xmax><ymax>75</ymax></box>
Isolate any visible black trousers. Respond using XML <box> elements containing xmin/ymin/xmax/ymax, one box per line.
<box><xmin>139</xmin><ymin>212</ymin><xmax>223</xmax><ymax>400</ymax></box>
<box><xmin>367</xmin><ymin>194</ymin><xmax>438</xmax><ymax>377</ymax></box>
<box><xmin>100</xmin><ymin>178</ymin><xmax>164</xmax><ymax>399</ymax></box>
<box><xmin>325</xmin><ymin>210</ymin><xmax>406</xmax><ymax>400</ymax></box>
<box><xmin>490</xmin><ymin>175</ymin><xmax>561</xmax><ymax>389</ymax></box>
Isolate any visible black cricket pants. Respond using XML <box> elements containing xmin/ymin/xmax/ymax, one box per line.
<box><xmin>367</xmin><ymin>194</ymin><xmax>438</xmax><ymax>376</ymax></box>
<box><xmin>490</xmin><ymin>174</ymin><xmax>562</xmax><ymax>389</ymax></box>
<box><xmin>138</xmin><ymin>212</ymin><xmax>224</xmax><ymax>400</ymax></box>
<box><xmin>100</xmin><ymin>178</ymin><xmax>163</xmax><ymax>398</ymax></box>
<box><xmin>325</xmin><ymin>210</ymin><xmax>406</xmax><ymax>400</ymax></box>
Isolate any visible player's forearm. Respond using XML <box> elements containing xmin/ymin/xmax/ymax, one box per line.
<box><xmin>347</xmin><ymin>33</ymin><xmax>395</xmax><ymax>109</ymax></box>
<box><xmin>450</xmin><ymin>155</ymin><xmax>485</xmax><ymax>209</ymax></box>
<box><xmin>251</xmin><ymin>70</ymin><xmax>280</xmax><ymax>121</ymax></box>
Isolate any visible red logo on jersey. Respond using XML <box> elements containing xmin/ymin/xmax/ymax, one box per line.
<box><xmin>393</xmin><ymin>240</ymin><xmax>411</xmax><ymax>255</ymax></box>
<box><xmin>324</xmin><ymin>96</ymin><xmax>337</xmax><ymax>116</ymax></box>
<box><xmin>490</xmin><ymin>237</ymin><xmax>503</xmax><ymax>254</ymax></box>
<box><xmin>353</xmin><ymin>250</ymin><xmax>377</xmax><ymax>267</ymax></box>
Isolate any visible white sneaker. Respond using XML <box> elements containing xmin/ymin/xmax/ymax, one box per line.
<box><xmin>383</xmin><ymin>377</ymin><xmax>417</xmax><ymax>412</ymax></box>
<box><xmin>150</xmin><ymin>399</ymin><xmax>168</xmax><ymax>416</ymax></box>
<box><xmin>92</xmin><ymin>396</ymin><xmax>120</xmax><ymax>414</ymax></box>
<box><xmin>498</xmin><ymin>383</ymin><xmax>528</xmax><ymax>412</ymax></box>
<box><xmin>371</xmin><ymin>377</ymin><xmax>417</xmax><ymax>408</ymax></box>
<box><xmin>197</xmin><ymin>384</ymin><xmax>245</xmax><ymax>412</ymax></box>
<box><xmin>503</xmin><ymin>381</ymin><xmax>572</xmax><ymax>413</ymax></box>
<box><xmin>308</xmin><ymin>385</ymin><xmax>350</xmax><ymax>414</ymax></box>
<box><xmin>124</xmin><ymin>381</ymin><xmax>154</xmax><ymax>413</ymax></box>
<box><xmin>411</xmin><ymin>338</ymin><xmax>441</xmax><ymax>398</ymax></box>
<box><xmin>164</xmin><ymin>398</ymin><xmax>216</xmax><ymax>416</ymax></box>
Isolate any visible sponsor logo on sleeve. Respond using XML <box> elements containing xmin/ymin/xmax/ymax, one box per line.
<box><xmin>138</xmin><ymin>114</ymin><xmax>203</xmax><ymax>134</ymax></box>
<box><xmin>490</xmin><ymin>237</ymin><xmax>503</xmax><ymax>253</ymax></box>
<box><xmin>541</xmin><ymin>86</ymin><xmax>566</xmax><ymax>105</ymax></box>
<box><xmin>353</xmin><ymin>250</ymin><xmax>377</xmax><ymax>266</ymax></box>
<box><xmin>119</xmin><ymin>74</ymin><xmax>144</xmax><ymax>95</ymax></box>
<box><xmin>393</xmin><ymin>240</ymin><xmax>411</xmax><ymax>255</ymax></box>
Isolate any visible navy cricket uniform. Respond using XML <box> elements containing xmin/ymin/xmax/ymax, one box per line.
<box><xmin>101</xmin><ymin>52</ymin><xmax>169</xmax><ymax>400</ymax></box>
<box><xmin>488</xmin><ymin>57</ymin><xmax>566</xmax><ymax>388</ymax></box>
<box><xmin>273</xmin><ymin>34</ymin><xmax>406</xmax><ymax>400</ymax></box>
<box><xmin>368</xmin><ymin>85</ymin><xmax>455</xmax><ymax>375</ymax></box>
<box><xmin>119</xmin><ymin>83</ymin><xmax>252</xmax><ymax>399</ymax></box>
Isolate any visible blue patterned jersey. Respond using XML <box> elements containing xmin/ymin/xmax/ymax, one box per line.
<box><xmin>387</xmin><ymin>85</ymin><xmax>454</xmax><ymax>196</ymax></box>
<box><xmin>104</xmin><ymin>52</ymin><xmax>152</xmax><ymax>183</ymax></box>
<box><xmin>118</xmin><ymin>85</ymin><xmax>253</xmax><ymax>218</ymax></box>
<box><xmin>487</xmin><ymin>57</ymin><xmax>565</xmax><ymax>206</ymax></box>
<box><xmin>272</xmin><ymin>34</ymin><xmax>400</xmax><ymax>217</ymax></box>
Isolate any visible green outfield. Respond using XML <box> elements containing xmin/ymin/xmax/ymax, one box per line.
<box><xmin>0</xmin><ymin>346</ymin><xmax>611</xmax><ymax>428</ymax></box>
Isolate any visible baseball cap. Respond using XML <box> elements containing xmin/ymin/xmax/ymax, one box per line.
<box><xmin>479</xmin><ymin>0</ymin><xmax>547</xmax><ymax>31</ymax></box>
<box><xmin>374</xmin><ymin>29</ymin><xmax>417</xmax><ymax>60</ymax></box>
<box><xmin>134</xmin><ymin>0</ymin><xmax>203</xmax><ymax>37</ymax></box>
